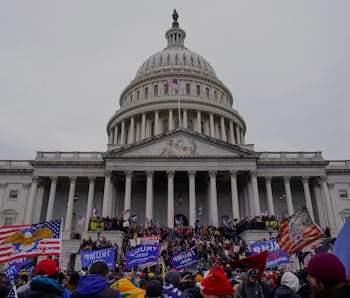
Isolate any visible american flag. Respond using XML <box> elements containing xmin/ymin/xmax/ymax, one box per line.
<box><xmin>6</xmin><ymin>285</ymin><xmax>17</xmax><ymax>298</ymax></box>
<box><xmin>59</xmin><ymin>251</ymin><xmax>70</xmax><ymax>266</ymax></box>
<box><xmin>76</xmin><ymin>216</ymin><xmax>85</xmax><ymax>226</ymax></box>
<box><xmin>166</xmin><ymin>79</ymin><xmax>179</xmax><ymax>90</ymax></box>
<box><xmin>0</xmin><ymin>219</ymin><xmax>62</xmax><ymax>262</ymax></box>
<box><xmin>277</xmin><ymin>207</ymin><xmax>323</xmax><ymax>255</ymax></box>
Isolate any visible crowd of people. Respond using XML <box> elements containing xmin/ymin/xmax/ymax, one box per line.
<box><xmin>0</xmin><ymin>251</ymin><xmax>349</xmax><ymax>297</ymax></box>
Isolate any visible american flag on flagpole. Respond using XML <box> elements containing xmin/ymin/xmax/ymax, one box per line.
<box><xmin>0</xmin><ymin>219</ymin><xmax>62</xmax><ymax>263</ymax></box>
<box><xmin>166</xmin><ymin>79</ymin><xmax>179</xmax><ymax>90</ymax></box>
<box><xmin>277</xmin><ymin>207</ymin><xmax>323</xmax><ymax>255</ymax></box>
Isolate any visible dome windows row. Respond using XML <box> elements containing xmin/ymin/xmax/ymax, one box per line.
<box><xmin>121</xmin><ymin>81</ymin><xmax>231</xmax><ymax>107</ymax></box>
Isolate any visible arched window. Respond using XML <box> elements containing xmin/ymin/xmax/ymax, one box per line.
<box><xmin>163</xmin><ymin>119</ymin><xmax>169</xmax><ymax>132</ymax></box>
<box><xmin>206</xmin><ymin>87</ymin><xmax>210</xmax><ymax>98</ymax></box>
<box><xmin>186</xmin><ymin>83</ymin><xmax>191</xmax><ymax>95</ymax></box>
<box><xmin>137</xmin><ymin>90</ymin><xmax>140</xmax><ymax>100</ymax></box>
<box><xmin>145</xmin><ymin>87</ymin><xmax>149</xmax><ymax>98</ymax></box>
<box><xmin>164</xmin><ymin>84</ymin><xmax>169</xmax><ymax>95</ymax></box>
<box><xmin>175</xmin><ymin>54</ymin><xmax>178</xmax><ymax>63</ymax></box>
<box><xmin>196</xmin><ymin>85</ymin><xmax>201</xmax><ymax>96</ymax></box>
<box><xmin>187</xmin><ymin>119</ymin><xmax>193</xmax><ymax>130</ymax></box>
<box><xmin>130</xmin><ymin>94</ymin><xmax>133</xmax><ymax>102</ymax></box>
<box><xmin>154</xmin><ymin>85</ymin><xmax>158</xmax><ymax>96</ymax></box>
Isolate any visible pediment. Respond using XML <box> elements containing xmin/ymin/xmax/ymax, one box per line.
<box><xmin>104</xmin><ymin>130</ymin><xmax>258</xmax><ymax>159</ymax></box>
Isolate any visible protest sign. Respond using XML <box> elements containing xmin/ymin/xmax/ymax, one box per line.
<box><xmin>81</xmin><ymin>247</ymin><xmax>115</xmax><ymax>270</ymax></box>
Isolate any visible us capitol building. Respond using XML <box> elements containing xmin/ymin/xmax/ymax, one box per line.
<box><xmin>1</xmin><ymin>12</ymin><xmax>349</xmax><ymax>241</ymax></box>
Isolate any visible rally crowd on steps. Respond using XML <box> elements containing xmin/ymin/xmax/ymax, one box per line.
<box><xmin>0</xmin><ymin>218</ymin><xmax>349</xmax><ymax>298</ymax></box>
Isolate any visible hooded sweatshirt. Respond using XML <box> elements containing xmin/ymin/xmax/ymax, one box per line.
<box><xmin>274</xmin><ymin>285</ymin><xmax>301</xmax><ymax>298</ymax></box>
<box><xmin>71</xmin><ymin>274</ymin><xmax>120</xmax><ymax>298</ymax></box>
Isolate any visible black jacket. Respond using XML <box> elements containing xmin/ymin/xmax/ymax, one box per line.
<box><xmin>18</xmin><ymin>276</ymin><xmax>63</xmax><ymax>298</ymax></box>
<box><xmin>274</xmin><ymin>285</ymin><xmax>300</xmax><ymax>298</ymax></box>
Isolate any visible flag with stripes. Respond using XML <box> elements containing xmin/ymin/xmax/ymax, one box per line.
<box><xmin>166</xmin><ymin>79</ymin><xmax>179</xmax><ymax>90</ymax></box>
<box><xmin>0</xmin><ymin>219</ymin><xmax>62</xmax><ymax>263</ymax></box>
<box><xmin>277</xmin><ymin>207</ymin><xmax>323</xmax><ymax>255</ymax></box>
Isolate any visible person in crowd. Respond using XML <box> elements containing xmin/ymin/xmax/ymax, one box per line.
<box><xmin>234</xmin><ymin>269</ymin><xmax>265</xmax><ymax>298</ymax></box>
<box><xmin>274</xmin><ymin>272</ymin><xmax>300</xmax><ymax>298</ymax></box>
<box><xmin>71</xmin><ymin>261</ymin><xmax>121</xmax><ymax>298</ymax></box>
<box><xmin>18</xmin><ymin>258</ymin><xmax>66</xmax><ymax>298</ymax></box>
<box><xmin>146</xmin><ymin>279</ymin><xmax>163</xmax><ymax>298</ymax></box>
<box><xmin>306</xmin><ymin>252</ymin><xmax>350</xmax><ymax>298</ymax></box>
<box><xmin>0</xmin><ymin>275</ymin><xmax>10</xmax><ymax>298</ymax></box>
<box><xmin>163</xmin><ymin>271</ymin><xmax>192</xmax><ymax>298</ymax></box>
<box><xmin>296</xmin><ymin>270</ymin><xmax>311</xmax><ymax>298</ymax></box>
<box><xmin>65</xmin><ymin>271</ymin><xmax>80</xmax><ymax>293</ymax></box>
<box><xmin>201</xmin><ymin>265</ymin><xmax>234</xmax><ymax>298</ymax></box>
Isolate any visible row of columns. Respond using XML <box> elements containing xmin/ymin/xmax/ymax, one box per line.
<box><xmin>109</xmin><ymin>110</ymin><xmax>245</xmax><ymax>146</ymax></box>
<box><xmin>37</xmin><ymin>172</ymin><xmax>332</xmax><ymax>236</ymax></box>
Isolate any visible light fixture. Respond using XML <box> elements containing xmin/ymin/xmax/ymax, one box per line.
<box><xmin>279</xmin><ymin>194</ymin><xmax>286</xmax><ymax>200</ymax></box>
<box><xmin>74</xmin><ymin>195</ymin><xmax>79</xmax><ymax>202</ymax></box>
<box><xmin>177</xmin><ymin>193</ymin><xmax>183</xmax><ymax>205</ymax></box>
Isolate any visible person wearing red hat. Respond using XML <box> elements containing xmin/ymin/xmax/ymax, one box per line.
<box><xmin>201</xmin><ymin>265</ymin><xmax>233</xmax><ymax>298</ymax></box>
<box><xmin>306</xmin><ymin>252</ymin><xmax>350</xmax><ymax>298</ymax></box>
<box><xmin>18</xmin><ymin>258</ymin><xmax>64</xmax><ymax>298</ymax></box>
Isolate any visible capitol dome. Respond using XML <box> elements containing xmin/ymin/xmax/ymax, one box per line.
<box><xmin>107</xmin><ymin>11</ymin><xmax>247</xmax><ymax>150</ymax></box>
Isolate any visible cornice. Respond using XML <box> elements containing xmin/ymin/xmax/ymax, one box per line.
<box><xmin>257</xmin><ymin>160</ymin><xmax>329</xmax><ymax>167</ymax></box>
<box><xmin>31</xmin><ymin>161</ymin><xmax>105</xmax><ymax>167</ymax></box>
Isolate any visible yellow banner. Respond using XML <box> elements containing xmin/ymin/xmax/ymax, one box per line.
<box><xmin>91</xmin><ymin>221</ymin><xmax>105</xmax><ymax>231</ymax></box>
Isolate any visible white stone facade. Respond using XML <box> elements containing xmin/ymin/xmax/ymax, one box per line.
<box><xmin>1</xmin><ymin>15</ymin><xmax>350</xmax><ymax>240</ymax></box>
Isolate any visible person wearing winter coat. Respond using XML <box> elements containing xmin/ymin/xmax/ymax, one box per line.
<box><xmin>234</xmin><ymin>269</ymin><xmax>264</xmax><ymax>298</ymax></box>
<box><xmin>71</xmin><ymin>261</ymin><xmax>121</xmax><ymax>298</ymax></box>
<box><xmin>274</xmin><ymin>272</ymin><xmax>300</xmax><ymax>298</ymax></box>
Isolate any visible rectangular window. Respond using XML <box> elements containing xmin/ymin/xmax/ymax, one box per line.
<box><xmin>9</xmin><ymin>190</ymin><xmax>18</xmax><ymax>199</ymax></box>
<box><xmin>4</xmin><ymin>217</ymin><xmax>13</xmax><ymax>226</ymax></box>
<box><xmin>339</xmin><ymin>189</ymin><xmax>348</xmax><ymax>199</ymax></box>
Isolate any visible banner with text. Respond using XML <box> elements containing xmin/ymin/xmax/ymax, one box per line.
<box><xmin>171</xmin><ymin>250</ymin><xmax>198</xmax><ymax>270</ymax></box>
<box><xmin>125</xmin><ymin>245</ymin><xmax>159</xmax><ymax>269</ymax></box>
<box><xmin>250</xmin><ymin>239</ymin><xmax>290</xmax><ymax>269</ymax></box>
<box><xmin>140</xmin><ymin>236</ymin><xmax>159</xmax><ymax>245</ymax></box>
<box><xmin>81</xmin><ymin>247</ymin><xmax>115</xmax><ymax>270</ymax></box>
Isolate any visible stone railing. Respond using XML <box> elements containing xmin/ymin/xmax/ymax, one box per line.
<box><xmin>0</xmin><ymin>160</ymin><xmax>32</xmax><ymax>169</ymax></box>
<box><xmin>35</xmin><ymin>152</ymin><xmax>104</xmax><ymax>161</ymax></box>
<box><xmin>327</xmin><ymin>160</ymin><xmax>350</xmax><ymax>168</ymax></box>
<box><xmin>259</xmin><ymin>152</ymin><xmax>323</xmax><ymax>160</ymax></box>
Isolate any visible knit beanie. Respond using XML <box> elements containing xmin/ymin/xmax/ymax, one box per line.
<box><xmin>307</xmin><ymin>252</ymin><xmax>346</xmax><ymax>283</ymax></box>
<box><xmin>281</xmin><ymin>272</ymin><xmax>299</xmax><ymax>293</ymax></box>
<box><xmin>201</xmin><ymin>265</ymin><xmax>233</xmax><ymax>296</ymax></box>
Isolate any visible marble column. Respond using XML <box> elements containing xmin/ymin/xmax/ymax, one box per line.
<box><xmin>124</xmin><ymin>171</ymin><xmax>133</xmax><ymax>212</ymax></box>
<box><xmin>284</xmin><ymin>176</ymin><xmax>294</xmax><ymax>216</ymax></box>
<box><xmin>167</xmin><ymin>170</ymin><xmax>175</xmax><ymax>228</ymax></box>
<box><xmin>85</xmin><ymin>176</ymin><xmax>95</xmax><ymax>232</ymax></box>
<box><xmin>209</xmin><ymin>170</ymin><xmax>218</xmax><ymax>226</ymax></box>
<box><xmin>25</xmin><ymin>176</ymin><xmax>39</xmax><ymax>224</ymax></box>
<box><xmin>236</xmin><ymin>125</ymin><xmax>241</xmax><ymax>145</ymax></box>
<box><xmin>183</xmin><ymin>109</ymin><xmax>187</xmax><ymax>128</ymax></box>
<box><xmin>265</xmin><ymin>176</ymin><xmax>275</xmax><ymax>216</ymax></box>
<box><xmin>141</xmin><ymin>113</ymin><xmax>146</xmax><ymax>139</ymax></box>
<box><xmin>102</xmin><ymin>171</ymin><xmax>112</xmax><ymax>217</ymax></box>
<box><xmin>321</xmin><ymin>176</ymin><xmax>336</xmax><ymax>229</ymax></box>
<box><xmin>169</xmin><ymin>109</ymin><xmax>174</xmax><ymax>130</ymax></box>
<box><xmin>230</xmin><ymin>171</ymin><xmax>240</xmax><ymax>220</ymax></box>
<box><xmin>188</xmin><ymin>170</ymin><xmax>196</xmax><ymax>227</ymax></box>
<box><xmin>114</xmin><ymin>125</ymin><xmax>119</xmax><ymax>145</ymax></box>
<box><xmin>302</xmin><ymin>176</ymin><xmax>314</xmax><ymax>220</ymax></box>
<box><xmin>46</xmin><ymin>176</ymin><xmax>58</xmax><ymax>221</ymax></box>
<box><xmin>145</xmin><ymin>171</ymin><xmax>154</xmax><ymax>222</ymax></box>
<box><xmin>108</xmin><ymin>130</ymin><xmax>113</xmax><ymax>144</ymax></box>
<box><xmin>64</xmin><ymin>176</ymin><xmax>77</xmax><ymax>234</ymax></box>
<box><xmin>128</xmin><ymin>117</ymin><xmax>135</xmax><ymax>144</ymax></box>
<box><xmin>240</xmin><ymin>130</ymin><xmax>245</xmax><ymax>145</ymax></box>
<box><xmin>196</xmin><ymin>111</ymin><xmax>202</xmax><ymax>133</ymax></box>
<box><xmin>250</xmin><ymin>170</ymin><xmax>261</xmax><ymax>215</ymax></box>
<box><xmin>120</xmin><ymin>120</ymin><xmax>126</xmax><ymax>145</ymax></box>
<box><xmin>0</xmin><ymin>182</ymin><xmax>7</xmax><ymax>213</ymax></box>
<box><xmin>313</xmin><ymin>180</ymin><xmax>327</xmax><ymax>227</ymax></box>
<box><xmin>221</xmin><ymin>116</ymin><xmax>227</xmax><ymax>142</ymax></box>
<box><xmin>209</xmin><ymin>113</ymin><xmax>215</xmax><ymax>137</ymax></box>
<box><xmin>229</xmin><ymin>121</ymin><xmax>236</xmax><ymax>144</ymax></box>
<box><xmin>154</xmin><ymin>111</ymin><xmax>159</xmax><ymax>135</ymax></box>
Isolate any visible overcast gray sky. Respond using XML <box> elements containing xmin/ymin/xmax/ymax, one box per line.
<box><xmin>1</xmin><ymin>1</ymin><xmax>349</xmax><ymax>161</ymax></box>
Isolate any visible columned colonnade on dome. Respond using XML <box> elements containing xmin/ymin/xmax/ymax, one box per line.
<box><xmin>34</xmin><ymin>170</ymin><xmax>336</xmax><ymax>238</ymax></box>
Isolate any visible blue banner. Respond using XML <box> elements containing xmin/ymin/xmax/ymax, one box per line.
<box><xmin>250</xmin><ymin>239</ymin><xmax>290</xmax><ymax>269</ymax></box>
<box><xmin>81</xmin><ymin>247</ymin><xmax>115</xmax><ymax>270</ymax></box>
<box><xmin>125</xmin><ymin>245</ymin><xmax>159</xmax><ymax>269</ymax></box>
<box><xmin>171</xmin><ymin>250</ymin><xmax>198</xmax><ymax>270</ymax></box>
<box><xmin>3</xmin><ymin>257</ymin><xmax>31</xmax><ymax>280</ymax></box>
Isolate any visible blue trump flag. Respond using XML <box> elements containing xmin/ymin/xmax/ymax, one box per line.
<box><xmin>171</xmin><ymin>250</ymin><xmax>198</xmax><ymax>270</ymax></box>
<box><xmin>81</xmin><ymin>247</ymin><xmax>115</xmax><ymax>270</ymax></box>
<box><xmin>125</xmin><ymin>244</ymin><xmax>159</xmax><ymax>269</ymax></box>
<box><xmin>333</xmin><ymin>217</ymin><xmax>350</xmax><ymax>278</ymax></box>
